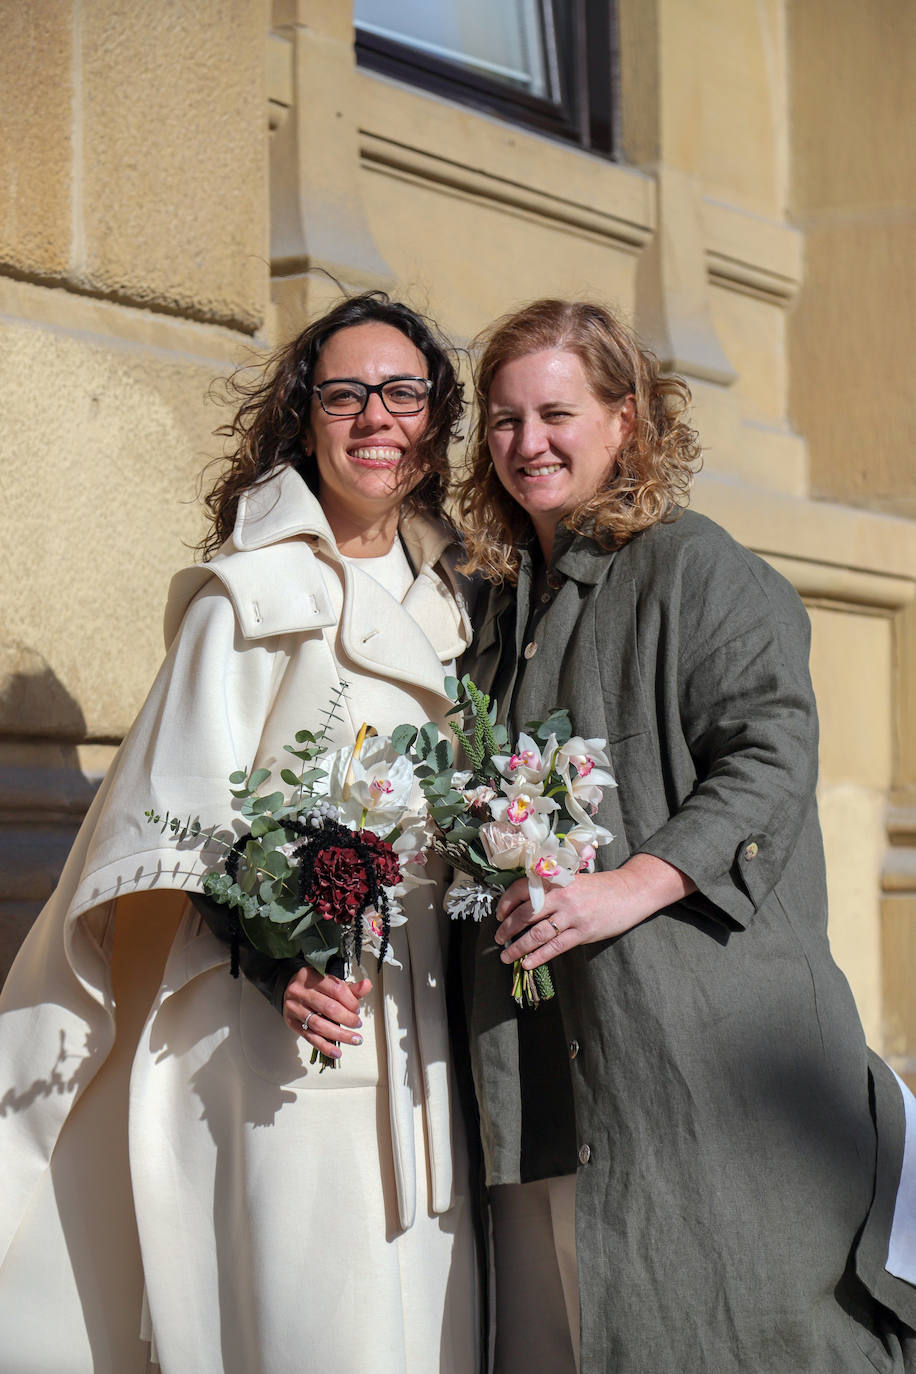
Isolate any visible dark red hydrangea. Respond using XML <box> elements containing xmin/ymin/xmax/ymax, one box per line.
<box><xmin>308</xmin><ymin>834</ymin><xmax>401</xmax><ymax>924</ymax></box>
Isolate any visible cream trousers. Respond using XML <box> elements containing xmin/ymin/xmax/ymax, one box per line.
<box><xmin>490</xmin><ymin>1175</ymin><xmax>579</xmax><ymax>1374</ymax></box>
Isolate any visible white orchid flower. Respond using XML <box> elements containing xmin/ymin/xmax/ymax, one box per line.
<box><xmin>492</xmin><ymin>732</ymin><xmax>558</xmax><ymax>785</ymax></box>
<box><xmin>525</xmin><ymin>834</ymin><xmax>580</xmax><ymax>913</ymax></box>
<box><xmin>358</xmin><ymin>900</ymin><xmax>407</xmax><ymax>969</ymax></box>
<box><xmin>564</xmin><ymin>818</ymin><xmax>614</xmax><ymax>872</ymax></box>
<box><xmin>489</xmin><ymin>779</ymin><xmax>558</xmax><ymax>832</ymax></box>
<box><xmin>557</xmin><ymin>736</ymin><xmax>616</xmax><ymax>793</ymax></box>
<box><xmin>391</xmin><ymin>810</ymin><xmax>436</xmax><ymax>886</ymax></box>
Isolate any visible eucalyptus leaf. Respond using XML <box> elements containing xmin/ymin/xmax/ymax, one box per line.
<box><xmin>289</xmin><ymin>911</ymin><xmax>316</xmax><ymax>938</ymax></box>
<box><xmin>262</xmin><ymin>848</ymin><xmax>291</xmax><ymax>879</ymax></box>
<box><xmin>280</xmin><ymin>768</ymin><xmax>301</xmax><ymax>787</ymax></box>
<box><xmin>248</xmin><ymin>767</ymin><xmax>272</xmax><ymax>789</ymax></box>
<box><xmin>391</xmin><ymin>723</ymin><xmax>418</xmax><ymax>755</ymax></box>
<box><xmin>259</xmin><ymin>826</ymin><xmax>292</xmax><ymax>853</ymax></box>
<box><xmin>239</xmin><ymin>909</ymin><xmax>296</xmax><ymax>958</ymax></box>
<box><xmin>294</xmin><ymin>729</ymin><xmax>317</xmax><ymax>744</ymax></box>
<box><xmin>432</xmin><ymin>738</ymin><xmax>454</xmax><ymax>772</ymax></box>
<box><xmin>252</xmin><ymin>791</ymin><xmax>285</xmax><ymax>814</ymax></box>
<box><xmin>417</xmin><ymin>722</ymin><xmax>438</xmax><ymax>759</ymax></box>
<box><xmin>228</xmin><ymin>770</ymin><xmax>247</xmax><ymax>785</ymax></box>
<box><xmin>301</xmin><ymin>942</ymin><xmax>344</xmax><ymax>975</ymax></box>
<box><xmin>443</xmin><ymin>675</ymin><xmax>459</xmax><ymax>699</ymax></box>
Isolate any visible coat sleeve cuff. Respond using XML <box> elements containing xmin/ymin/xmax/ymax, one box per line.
<box><xmin>636</xmin><ymin>824</ymin><xmax>775</xmax><ymax>931</ymax></box>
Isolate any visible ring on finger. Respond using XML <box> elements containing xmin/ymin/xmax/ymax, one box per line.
<box><xmin>302</xmin><ymin>1011</ymin><xmax>316</xmax><ymax>1033</ymax></box>
<box><xmin>547</xmin><ymin>918</ymin><xmax>560</xmax><ymax>937</ymax></box>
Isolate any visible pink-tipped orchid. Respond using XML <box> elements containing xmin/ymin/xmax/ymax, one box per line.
<box><xmin>492</xmin><ymin>731</ymin><xmax>558</xmax><ymax>785</ymax></box>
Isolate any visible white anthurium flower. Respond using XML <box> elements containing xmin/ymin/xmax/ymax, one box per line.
<box><xmin>489</xmin><ymin>779</ymin><xmax>558</xmax><ymax>831</ymax></box>
<box><xmin>479</xmin><ymin>821</ymin><xmax>543</xmax><ymax>872</ymax></box>
<box><xmin>525</xmin><ymin>834</ymin><xmax>580</xmax><ymax>913</ymax></box>
<box><xmin>492</xmin><ymin>732</ymin><xmax>559</xmax><ymax>785</ymax></box>
<box><xmin>358</xmin><ymin>899</ymin><xmax>407</xmax><ymax>969</ymax></box>
<box><xmin>323</xmin><ymin>737</ymin><xmax>421</xmax><ymax>834</ymax></box>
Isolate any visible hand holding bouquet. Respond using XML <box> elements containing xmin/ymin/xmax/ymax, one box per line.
<box><xmin>146</xmin><ymin>688</ymin><xmax>432</xmax><ymax>1067</ymax></box>
<box><xmin>391</xmin><ymin>676</ymin><xmax>616</xmax><ymax>1007</ymax></box>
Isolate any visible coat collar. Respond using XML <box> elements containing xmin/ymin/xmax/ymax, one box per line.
<box><xmin>233</xmin><ymin>464</ymin><xmax>456</xmax><ymax>572</ymax></box>
<box><xmin>232</xmin><ymin>466</ymin><xmax>470</xmax><ymax>696</ymax></box>
<box><xmin>549</xmin><ymin>521</ymin><xmax>619</xmax><ymax>585</ymax></box>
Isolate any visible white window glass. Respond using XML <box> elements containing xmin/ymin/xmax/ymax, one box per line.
<box><xmin>354</xmin><ymin>0</ymin><xmax>554</xmax><ymax>100</ymax></box>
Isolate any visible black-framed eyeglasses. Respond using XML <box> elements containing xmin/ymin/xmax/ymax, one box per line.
<box><xmin>312</xmin><ymin>377</ymin><xmax>433</xmax><ymax>417</ymax></box>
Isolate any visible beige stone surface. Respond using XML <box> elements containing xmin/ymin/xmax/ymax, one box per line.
<box><xmin>789</xmin><ymin>0</ymin><xmax>916</xmax><ymax>215</ymax></box>
<box><xmin>619</xmin><ymin>0</ymin><xmax>787</xmax><ymax>215</ymax></box>
<box><xmin>788</xmin><ymin>0</ymin><xmax>916</xmax><ymax>517</ymax></box>
<box><xmin>0</xmin><ymin>314</ymin><xmax>242</xmax><ymax>739</ymax></box>
<box><xmin>882</xmin><ymin>896</ymin><xmax>916</xmax><ymax>1073</ymax></box>
<box><xmin>708</xmin><ymin>283</ymin><xmax>787</xmax><ymax>425</ymax></box>
<box><xmin>789</xmin><ymin>220</ymin><xmax>916</xmax><ymax>518</ymax></box>
<box><xmin>77</xmin><ymin>0</ymin><xmax>268</xmax><ymax>330</ymax></box>
<box><xmin>808</xmin><ymin>605</ymin><xmax>893</xmax><ymax>790</ymax></box>
<box><xmin>819</xmin><ymin>784</ymin><xmax>886</xmax><ymax>1045</ymax></box>
<box><xmin>0</xmin><ymin>0</ymin><xmax>73</xmax><ymax>280</ymax></box>
<box><xmin>360</xmin><ymin>164</ymin><xmax>640</xmax><ymax>346</ymax></box>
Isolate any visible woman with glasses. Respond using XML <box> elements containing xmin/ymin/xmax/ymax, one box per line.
<box><xmin>0</xmin><ymin>293</ymin><xmax>479</xmax><ymax>1374</ymax></box>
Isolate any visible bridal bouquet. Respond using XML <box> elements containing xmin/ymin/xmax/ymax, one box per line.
<box><xmin>145</xmin><ymin>687</ymin><xmax>432</xmax><ymax>1066</ymax></box>
<box><xmin>391</xmin><ymin>676</ymin><xmax>616</xmax><ymax>1008</ymax></box>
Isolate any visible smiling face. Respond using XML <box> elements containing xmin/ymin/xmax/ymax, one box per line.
<box><xmin>486</xmin><ymin>348</ymin><xmax>634</xmax><ymax>560</ymax></box>
<box><xmin>307</xmin><ymin>321</ymin><xmax>430</xmax><ymax>550</ymax></box>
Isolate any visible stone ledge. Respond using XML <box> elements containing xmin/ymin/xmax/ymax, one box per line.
<box><xmin>703</xmin><ymin>197</ymin><xmax>804</xmax><ymax>305</ymax></box>
<box><xmin>0</xmin><ymin>275</ymin><xmax>264</xmax><ymax>365</ymax></box>
<box><xmin>694</xmin><ymin>473</ymin><xmax>916</xmax><ymax>594</ymax></box>
<box><xmin>357</xmin><ymin>71</ymin><xmax>656</xmax><ymax>253</ymax></box>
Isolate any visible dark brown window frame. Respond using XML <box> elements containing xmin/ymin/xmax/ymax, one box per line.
<box><xmin>355</xmin><ymin>0</ymin><xmax>620</xmax><ymax>160</ymax></box>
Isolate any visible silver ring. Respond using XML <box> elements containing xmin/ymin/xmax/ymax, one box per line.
<box><xmin>547</xmin><ymin>919</ymin><xmax>560</xmax><ymax>937</ymax></box>
<box><xmin>302</xmin><ymin>1012</ymin><xmax>315</xmax><ymax>1033</ymax></box>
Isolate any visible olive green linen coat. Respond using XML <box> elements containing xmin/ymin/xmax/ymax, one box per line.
<box><xmin>463</xmin><ymin>510</ymin><xmax>916</xmax><ymax>1373</ymax></box>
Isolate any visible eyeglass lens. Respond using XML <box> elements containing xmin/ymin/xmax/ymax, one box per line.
<box><xmin>316</xmin><ymin>379</ymin><xmax>430</xmax><ymax>415</ymax></box>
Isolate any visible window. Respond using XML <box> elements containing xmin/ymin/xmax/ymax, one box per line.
<box><xmin>354</xmin><ymin>0</ymin><xmax>619</xmax><ymax>159</ymax></box>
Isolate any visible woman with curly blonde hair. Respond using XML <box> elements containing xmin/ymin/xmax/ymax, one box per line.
<box><xmin>457</xmin><ymin>297</ymin><xmax>699</xmax><ymax>582</ymax></box>
<box><xmin>455</xmin><ymin>299</ymin><xmax>916</xmax><ymax>1374</ymax></box>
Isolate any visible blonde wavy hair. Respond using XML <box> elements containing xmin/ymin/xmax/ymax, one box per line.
<box><xmin>455</xmin><ymin>299</ymin><xmax>702</xmax><ymax>583</ymax></box>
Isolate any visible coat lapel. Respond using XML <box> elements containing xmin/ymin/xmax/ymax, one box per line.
<box><xmin>228</xmin><ymin>466</ymin><xmax>468</xmax><ymax>704</ymax></box>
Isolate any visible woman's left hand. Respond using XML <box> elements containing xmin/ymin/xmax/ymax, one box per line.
<box><xmin>494</xmin><ymin>853</ymin><xmax>695</xmax><ymax>970</ymax></box>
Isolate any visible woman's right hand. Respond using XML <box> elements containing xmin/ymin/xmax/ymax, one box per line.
<box><xmin>282</xmin><ymin>967</ymin><xmax>371</xmax><ymax>1062</ymax></box>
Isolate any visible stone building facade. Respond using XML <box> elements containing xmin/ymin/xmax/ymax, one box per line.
<box><xmin>1</xmin><ymin>0</ymin><xmax>914</xmax><ymax>1081</ymax></box>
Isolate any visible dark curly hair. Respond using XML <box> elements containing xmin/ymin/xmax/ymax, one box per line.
<box><xmin>201</xmin><ymin>292</ymin><xmax>463</xmax><ymax>559</ymax></box>
<box><xmin>456</xmin><ymin>299</ymin><xmax>702</xmax><ymax>583</ymax></box>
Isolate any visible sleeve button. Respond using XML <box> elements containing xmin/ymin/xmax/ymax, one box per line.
<box><xmin>744</xmin><ymin>841</ymin><xmax>759</xmax><ymax>861</ymax></box>
<box><xmin>568</xmin><ymin>1040</ymin><xmax>580</xmax><ymax>1060</ymax></box>
<box><xmin>523</xmin><ymin>641</ymin><xmax>538</xmax><ymax>659</ymax></box>
<box><xmin>578</xmin><ymin>1143</ymin><xmax>591</xmax><ymax>1165</ymax></box>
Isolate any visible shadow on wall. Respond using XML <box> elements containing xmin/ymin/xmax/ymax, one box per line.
<box><xmin>0</xmin><ymin>660</ymin><xmax>103</xmax><ymax>982</ymax></box>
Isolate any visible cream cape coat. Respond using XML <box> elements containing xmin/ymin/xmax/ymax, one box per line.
<box><xmin>0</xmin><ymin>467</ymin><xmax>475</xmax><ymax>1373</ymax></box>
